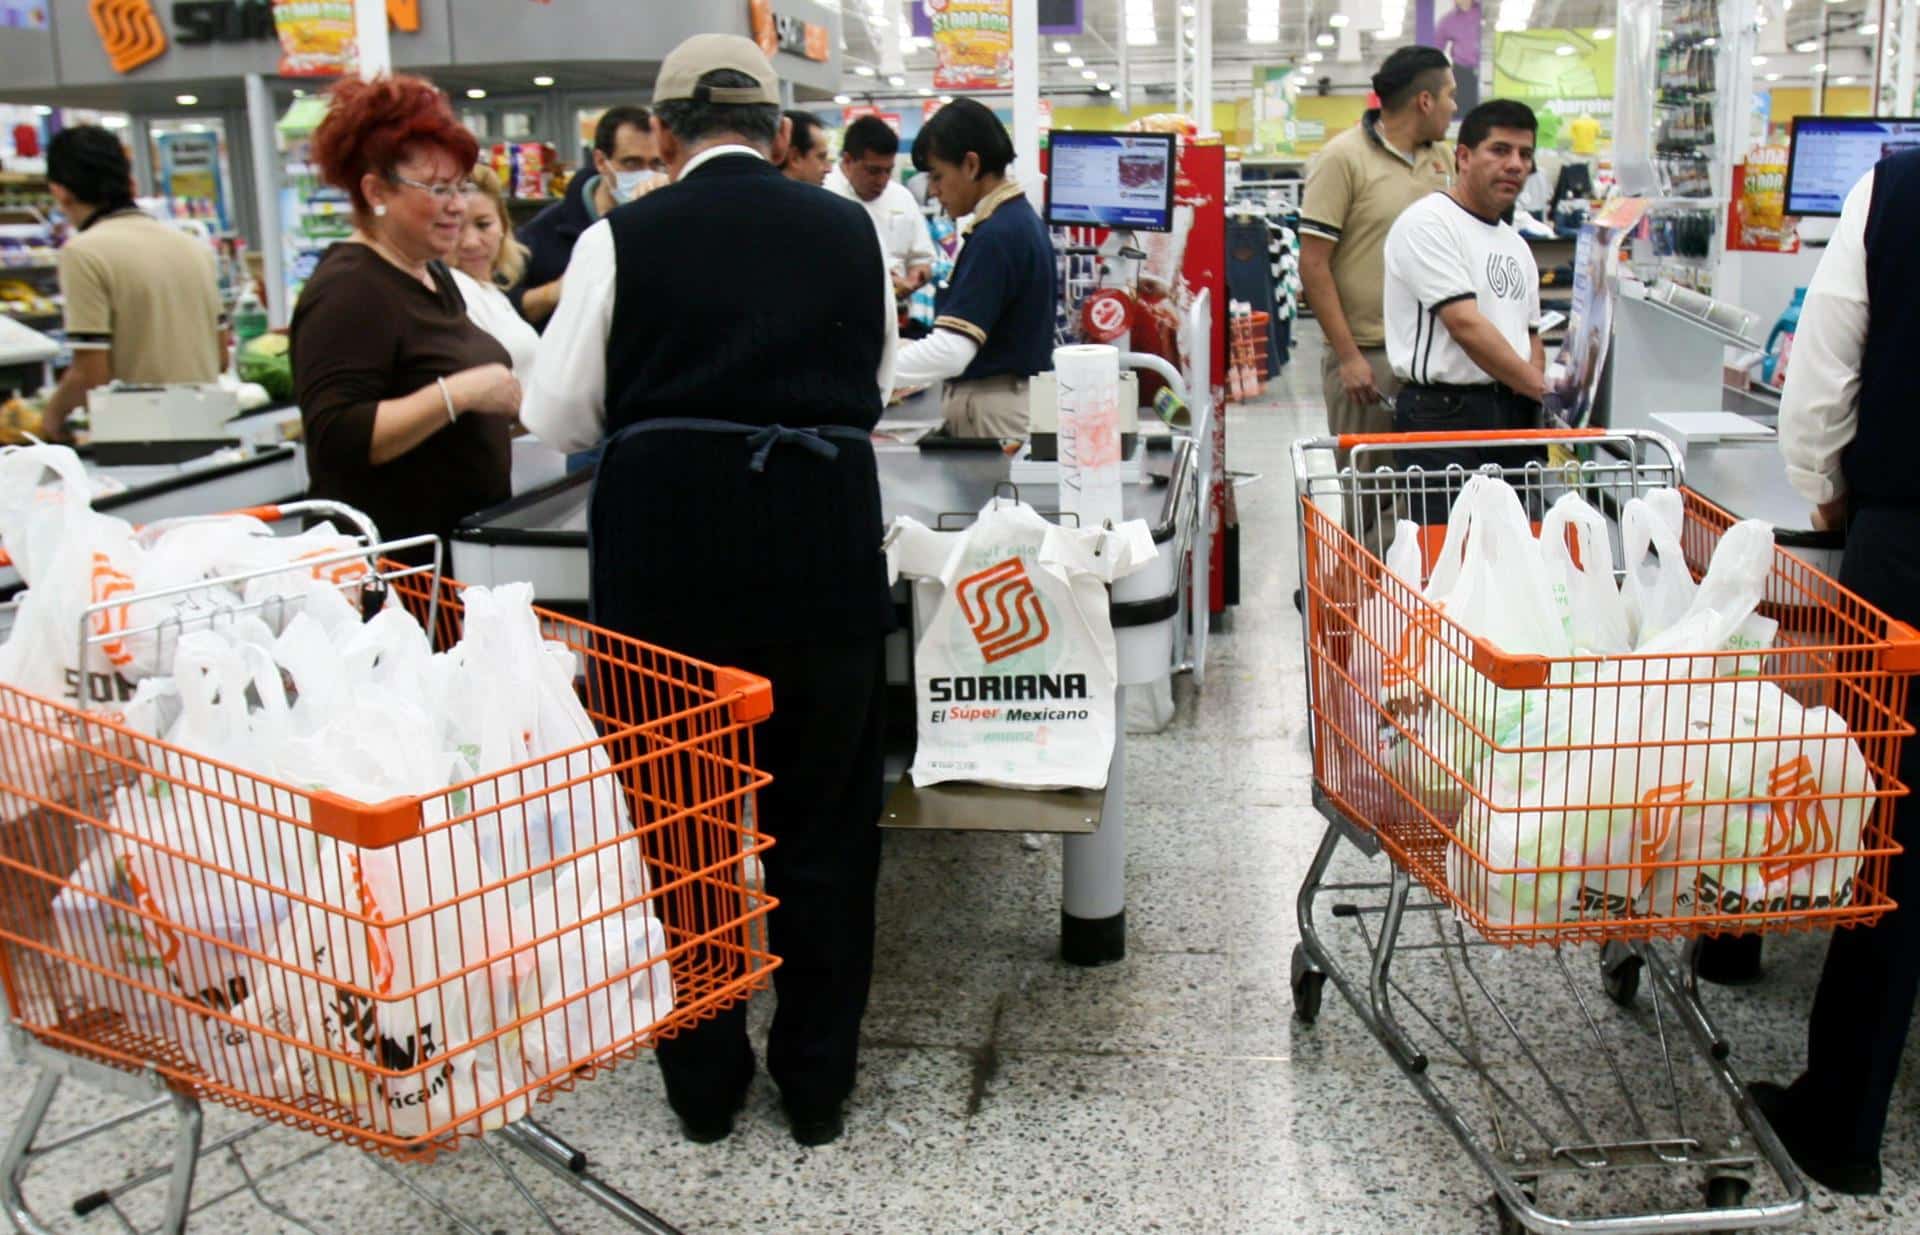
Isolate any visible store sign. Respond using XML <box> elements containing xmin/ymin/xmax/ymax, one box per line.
<box><xmin>842</xmin><ymin>105</ymin><xmax>901</xmax><ymax>136</ymax></box>
<box><xmin>912</xmin><ymin>0</ymin><xmax>1080</xmax><ymax>37</ymax></box>
<box><xmin>90</xmin><ymin>0</ymin><xmax>168</xmax><ymax>73</ymax></box>
<box><xmin>931</xmin><ymin>0</ymin><xmax>1011</xmax><ymax>91</ymax></box>
<box><xmin>749</xmin><ymin>0</ymin><xmax>829</xmax><ymax>63</ymax></box>
<box><xmin>173</xmin><ymin>1</ymin><xmax>273</xmax><ymax>46</ymax></box>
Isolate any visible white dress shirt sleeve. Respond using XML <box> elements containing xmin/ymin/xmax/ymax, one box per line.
<box><xmin>905</xmin><ymin>200</ymin><xmax>937</xmax><ymax>270</ymax></box>
<box><xmin>894</xmin><ymin>330</ymin><xmax>980</xmax><ymax>389</ymax></box>
<box><xmin>878</xmin><ymin>259</ymin><xmax>899</xmax><ymax>397</ymax></box>
<box><xmin>521</xmin><ymin>219</ymin><xmax>617</xmax><ymax>454</ymax></box>
<box><xmin>1780</xmin><ymin>170</ymin><xmax>1874</xmax><ymax>508</ymax></box>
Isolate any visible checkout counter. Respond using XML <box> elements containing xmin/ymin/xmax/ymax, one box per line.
<box><xmin>451</xmin><ymin>363</ymin><xmax>1215</xmax><ymax>967</ymax></box>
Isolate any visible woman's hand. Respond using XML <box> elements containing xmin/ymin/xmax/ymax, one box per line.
<box><xmin>444</xmin><ymin>363</ymin><xmax>522</xmax><ymax>417</ymax></box>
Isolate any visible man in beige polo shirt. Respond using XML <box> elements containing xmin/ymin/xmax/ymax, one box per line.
<box><xmin>40</xmin><ymin>125</ymin><xmax>223</xmax><ymax>443</ymax></box>
<box><xmin>1300</xmin><ymin>45</ymin><xmax>1456</xmax><ymax>443</ymax></box>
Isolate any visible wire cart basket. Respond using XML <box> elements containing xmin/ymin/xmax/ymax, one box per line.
<box><xmin>0</xmin><ymin>500</ymin><xmax>779</xmax><ymax>1234</ymax></box>
<box><xmin>1290</xmin><ymin>430</ymin><xmax>1919</xmax><ymax>1234</ymax></box>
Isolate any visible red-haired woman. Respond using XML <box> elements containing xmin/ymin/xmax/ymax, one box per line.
<box><xmin>291</xmin><ymin>74</ymin><xmax>521</xmax><ymax>560</ymax></box>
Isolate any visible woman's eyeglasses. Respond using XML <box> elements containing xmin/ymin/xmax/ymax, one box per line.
<box><xmin>389</xmin><ymin>173</ymin><xmax>476</xmax><ymax>200</ymax></box>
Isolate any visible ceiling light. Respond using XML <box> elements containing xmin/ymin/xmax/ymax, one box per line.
<box><xmin>1181</xmin><ymin>2</ymin><xmax>1195</xmax><ymax>15</ymax></box>
<box><xmin>833</xmin><ymin>93</ymin><xmax>851</xmax><ymax>104</ymax></box>
<box><xmin>1836</xmin><ymin>74</ymin><xmax>1857</xmax><ymax>83</ymax></box>
<box><xmin>100</xmin><ymin>116</ymin><xmax>128</xmax><ymax>129</ymax></box>
<box><xmin>1752</xmin><ymin>55</ymin><xmax>1768</xmax><ymax>65</ymax></box>
<box><xmin>1096</xmin><ymin>80</ymin><xmax>1112</xmax><ymax>91</ymax></box>
<box><xmin>918</xmin><ymin>88</ymin><xmax>933</xmax><ymax>97</ymax></box>
<box><xmin>1127</xmin><ymin>29</ymin><xmax>1158</xmax><ymax>44</ymax></box>
<box><xmin>1053</xmin><ymin>40</ymin><xmax>1071</xmax><ymax>53</ymax></box>
<box><xmin>1248</xmin><ymin>26</ymin><xmax>1279</xmax><ymax>42</ymax></box>
<box><xmin>466</xmin><ymin>88</ymin><xmax>487</xmax><ymax>99</ymax></box>
<box><xmin>1593</xmin><ymin>26</ymin><xmax>1612</xmax><ymax>39</ymax></box>
<box><xmin>1081</xmin><ymin>68</ymin><xmax>1099</xmax><ymax>79</ymax></box>
<box><xmin>1306</xmin><ymin>51</ymin><xmax>1323</xmax><ymax>62</ymax></box>
<box><xmin>1794</xmin><ymin>38</ymin><xmax>1819</xmax><ymax>52</ymax></box>
<box><xmin>853</xmin><ymin>64</ymin><xmax>876</xmax><ymax>76</ymax></box>
<box><xmin>1813</xmin><ymin>62</ymin><xmax>1828</xmax><ymax>73</ymax></box>
<box><xmin>940</xmin><ymin>95</ymin><xmax>953</xmax><ymax>103</ymax></box>
<box><xmin>1765</xmin><ymin>72</ymin><xmax>1780</xmax><ymax>81</ymax></box>
<box><xmin>532</xmin><ymin>75</ymin><xmax>555</xmax><ymax>87</ymax></box>
<box><xmin>175</xmin><ymin>94</ymin><xmax>198</xmax><ymax>105</ymax></box>
<box><xmin>1067</xmin><ymin>55</ymin><xmax>1084</xmax><ymax>67</ymax></box>
<box><xmin>1317</xmin><ymin>32</ymin><xmax>1335</xmax><ymax>46</ymax></box>
<box><xmin>1555</xmin><ymin>44</ymin><xmax>1575</xmax><ymax>56</ymax></box>
<box><xmin>888</xmin><ymin>74</ymin><xmax>905</xmax><ymax>86</ymax></box>
<box><xmin>32</xmin><ymin>105</ymin><xmax>50</xmax><ymax>116</ymax></box>
<box><xmin>1329</xmin><ymin>13</ymin><xmax>1349</xmax><ymax>26</ymax></box>
<box><xmin>1861</xmin><ymin>21</ymin><xmax>1880</xmax><ymax>35</ymax></box>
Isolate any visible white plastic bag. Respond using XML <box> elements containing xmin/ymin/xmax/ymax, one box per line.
<box><xmin>887</xmin><ymin>499</ymin><xmax>1158</xmax><ymax>790</ymax></box>
<box><xmin>1620</xmin><ymin>491</ymin><xmax>1694</xmax><ymax>647</ymax></box>
<box><xmin>1540</xmin><ymin>493</ymin><xmax>1632</xmax><ymax>655</ymax></box>
<box><xmin>1631</xmin><ymin>519</ymin><xmax>1780</xmax><ymax>681</ymax></box>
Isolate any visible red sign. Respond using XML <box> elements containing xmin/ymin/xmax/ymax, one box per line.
<box><xmin>843</xmin><ymin>105</ymin><xmax>902</xmax><ymax>137</ymax></box>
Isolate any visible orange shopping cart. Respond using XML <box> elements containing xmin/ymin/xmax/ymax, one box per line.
<box><xmin>0</xmin><ymin>501</ymin><xmax>778</xmax><ymax>1234</ymax></box>
<box><xmin>1289</xmin><ymin>430</ymin><xmax>1919</xmax><ymax>1234</ymax></box>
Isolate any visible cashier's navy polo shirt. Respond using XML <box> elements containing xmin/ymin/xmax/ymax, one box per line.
<box><xmin>934</xmin><ymin>182</ymin><xmax>1057</xmax><ymax>382</ymax></box>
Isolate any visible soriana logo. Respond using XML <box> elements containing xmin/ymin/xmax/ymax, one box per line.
<box><xmin>90</xmin><ymin>0</ymin><xmax>167</xmax><ymax>74</ymax></box>
<box><xmin>1760</xmin><ymin>755</ymin><xmax>1837</xmax><ymax>884</ymax></box>
<box><xmin>956</xmin><ymin>557</ymin><xmax>1050</xmax><ymax>664</ymax></box>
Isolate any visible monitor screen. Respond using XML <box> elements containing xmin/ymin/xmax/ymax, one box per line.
<box><xmin>1044</xmin><ymin>131</ymin><xmax>1177</xmax><ymax>232</ymax></box>
<box><xmin>1785</xmin><ymin>116</ymin><xmax>1920</xmax><ymax>216</ymax></box>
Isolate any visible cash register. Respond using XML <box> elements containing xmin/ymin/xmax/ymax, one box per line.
<box><xmin>86</xmin><ymin>382</ymin><xmax>241</xmax><ymax>464</ymax></box>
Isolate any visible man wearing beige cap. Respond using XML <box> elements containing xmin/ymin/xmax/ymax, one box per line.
<box><xmin>523</xmin><ymin>34</ymin><xmax>896</xmax><ymax>1150</ymax></box>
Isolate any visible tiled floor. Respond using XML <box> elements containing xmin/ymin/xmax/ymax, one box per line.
<box><xmin>4</xmin><ymin>325</ymin><xmax>1919</xmax><ymax>1233</ymax></box>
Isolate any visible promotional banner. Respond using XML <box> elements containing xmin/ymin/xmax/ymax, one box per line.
<box><xmin>1728</xmin><ymin>149</ymin><xmax>1800</xmax><ymax>253</ymax></box>
<box><xmin>1492</xmin><ymin>28</ymin><xmax>1613</xmax><ymax>101</ymax></box>
<box><xmin>913</xmin><ymin>0</ymin><xmax>1081</xmax><ymax>37</ymax></box>
<box><xmin>273</xmin><ymin>0</ymin><xmax>355</xmax><ymax>77</ymax></box>
<box><xmin>1252</xmin><ymin>65</ymin><xmax>1296</xmax><ymax>156</ymax></box>
<box><xmin>842</xmin><ymin>104</ymin><xmax>902</xmax><ymax>136</ymax></box>
<box><xmin>930</xmin><ymin>0</ymin><xmax>1012</xmax><ymax>91</ymax></box>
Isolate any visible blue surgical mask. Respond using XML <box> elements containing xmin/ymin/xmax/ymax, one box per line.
<box><xmin>612</xmin><ymin>169</ymin><xmax>665</xmax><ymax>202</ymax></box>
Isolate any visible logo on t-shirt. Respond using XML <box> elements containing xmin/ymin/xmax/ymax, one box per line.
<box><xmin>1486</xmin><ymin>253</ymin><xmax>1527</xmax><ymax>302</ymax></box>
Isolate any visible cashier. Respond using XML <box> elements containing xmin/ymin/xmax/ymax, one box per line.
<box><xmin>40</xmin><ymin>125</ymin><xmax>224</xmax><ymax>443</ymax></box>
<box><xmin>1733</xmin><ymin>151</ymin><xmax>1920</xmax><ymax>1199</ymax></box>
<box><xmin>521</xmin><ymin>34</ymin><xmax>896</xmax><ymax>1150</ymax></box>
<box><xmin>893</xmin><ymin>99</ymin><xmax>1057</xmax><ymax>439</ymax></box>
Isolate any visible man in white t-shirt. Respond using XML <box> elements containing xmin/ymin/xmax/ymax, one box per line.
<box><xmin>1383</xmin><ymin>99</ymin><xmax>1545</xmax><ymax>521</ymax></box>
<box><xmin>826</xmin><ymin>115</ymin><xmax>936</xmax><ymax>304</ymax></box>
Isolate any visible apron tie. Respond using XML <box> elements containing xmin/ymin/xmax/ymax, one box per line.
<box><xmin>745</xmin><ymin>424</ymin><xmax>842</xmax><ymax>473</ymax></box>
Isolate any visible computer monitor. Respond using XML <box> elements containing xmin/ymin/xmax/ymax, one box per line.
<box><xmin>1785</xmin><ymin>115</ymin><xmax>1920</xmax><ymax>216</ymax></box>
<box><xmin>1044</xmin><ymin>131</ymin><xmax>1177</xmax><ymax>232</ymax></box>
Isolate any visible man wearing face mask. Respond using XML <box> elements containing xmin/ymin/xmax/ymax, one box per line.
<box><xmin>515</xmin><ymin>105</ymin><xmax>665</xmax><ymax>327</ymax></box>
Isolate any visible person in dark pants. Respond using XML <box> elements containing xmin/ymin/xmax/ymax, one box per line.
<box><xmin>520</xmin><ymin>33</ymin><xmax>898</xmax><ymax>1150</ymax></box>
<box><xmin>1380</xmin><ymin>99</ymin><xmax>1546</xmax><ymax>524</ymax></box>
<box><xmin>1735</xmin><ymin>148</ymin><xmax>1920</xmax><ymax>1196</ymax></box>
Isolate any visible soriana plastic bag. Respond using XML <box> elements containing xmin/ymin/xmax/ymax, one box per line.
<box><xmin>887</xmin><ymin>498</ymin><xmax>1157</xmax><ymax>791</ymax></box>
<box><xmin>1540</xmin><ymin>492</ymin><xmax>1631</xmax><ymax>655</ymax></box>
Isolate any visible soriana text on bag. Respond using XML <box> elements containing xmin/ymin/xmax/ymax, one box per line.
<box><xmin>887</xmin><ymin>497</ymin><xmax>1156</xmax><ymax>791</ymax></box>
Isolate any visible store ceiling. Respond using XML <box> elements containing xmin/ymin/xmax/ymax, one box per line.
<box><xmin>829</xmin><ymin>0</ymin><xmax>1883</xmax><ymax>101</ymax></box>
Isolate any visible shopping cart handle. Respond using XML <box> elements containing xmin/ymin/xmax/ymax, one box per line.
<box><xmin>1337</xmin><ymin>428</ymin><xmax>1609</xmax><ymax>450</ymax></box>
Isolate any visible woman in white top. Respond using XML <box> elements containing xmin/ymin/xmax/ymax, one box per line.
<box><xmin>451</xmin><ymin>167</ymin><xmax>540</xmax><ymax>377</ymax></box>
<box><xmin>455</xmin><ymin>166</ymin><xmax>558</xmax><ymax>488</ymax></box>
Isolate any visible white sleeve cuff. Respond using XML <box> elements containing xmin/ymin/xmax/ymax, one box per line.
<box><xmin>895</xmin><ymin>329</ymin><xmax>981</xmax><ymax>389</ymax></box>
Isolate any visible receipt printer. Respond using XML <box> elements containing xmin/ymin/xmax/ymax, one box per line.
<box><xmin>1025</xmin><ymin>370</ymin><xmax>1140</xmax><ymax>462</ymax></box>
<box><xmin>88</xmin><ymin>382</ymin><xmax>239</xmax><ymax>448</ymax></box>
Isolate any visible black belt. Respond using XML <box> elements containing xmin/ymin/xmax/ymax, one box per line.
<box><xmin>1401</xmin><ymin>380</ymin><xmax>1530</xmax><ymax>400</ymax></box>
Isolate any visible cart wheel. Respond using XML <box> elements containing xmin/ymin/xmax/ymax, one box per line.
<box><xmin>1704</xmin><ymin>1175</ymin><xmax>1750</xmax><ymax>1209</ymax></box>
<box><xmin>1602</xmin><ymin>949</ymin><xmax>1643</xmax><ymax>1008</ymax></box>
<box><xmin>1290</xmin><ymin>944</ymin><xmax>1327</xmax><ymax>1025</ymax></box>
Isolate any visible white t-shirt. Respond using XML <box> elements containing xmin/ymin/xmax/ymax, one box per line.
<box><xmin>825</xmin><ymin>167</ymin><xmax>936</xmax><ymax>277</ymax></box>
<box><xmin>451</xmin><ymin>267</ymin><xmax>540</xmax><ymax>380</ymax></box>
<box><xmin>1383</xmin><ymin>191</ymin><xmax>1541</xmax><ymax>387</ymax></box>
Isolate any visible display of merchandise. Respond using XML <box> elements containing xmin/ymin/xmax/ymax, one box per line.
<box><xmin>0</xmin><ymin>176</ymin><xmax>60</xmax><ymax>337</ymax></box>
<box><xmin>489</xmin><ymin>142</ymin><xmax>560</xmax><ymax>202</ymax></box>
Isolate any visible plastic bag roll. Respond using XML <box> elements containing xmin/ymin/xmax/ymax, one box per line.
<box><xmin>1054</xmin><ymin>343</ymin><xmax>1124</xmax><ymax>529</ymax></box>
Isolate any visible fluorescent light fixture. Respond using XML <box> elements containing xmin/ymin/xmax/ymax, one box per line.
<box><xmin>1794</xmin><ymin>38</ymin><xmax>1819</xmax><ymax>52</ymax></box>
<box><xmin>940</xmin><ymin>95</ymin><xmax>953</xmax><ymax>103</ymax></box>
<box><xmin>532</xmin><ymin>75</ymin><xmax>555</xmax><ymax>87</ymax></box>
<box><xmin>1182</xmin><ymin>2</ymin><xmax>1196</xmax><ymax>14</ymax></box>
<box><xmin>1081</xmin><ymin>68</ymin><xmax>1099</xmax><ymax>79</ymax></box>
<box><xmin>1765</xmin><ymin>72</ymin><xmax>1781</xmax><ymax>81</ymax></box>
<box><xmin>1592</xmin><ymin>26</ymin><xmax>1612</xmax><ymax>39</ymax></box>
<box><xmin>1316</xmin><ymin>32</ymin><xmax>1335</xmax><ymax>46</ymax></box>
<box><xmin>1053</xmin><ymin>40</ymin><xmax>1071</xmax><ymax>53</ymax></box>
<box><xmin>1751</xmin><ymin>55</ymin><xmax>1768</xmax><ymax>65</ymax></box>
<box><xmin>1555</xmin><ymin>44</ymin><xmax>1575</xmax><ymax>56</ymax></box>
<box><xmin>833</xmin><ymin>93</ymin><xmax>851</xmax><ymax>104</ymax></box>
<box><xmin>1861</xmin><ymin>21</ymin><xmax>1881</xmax><ymax>35</ymax></box>
<box><xmin>1097</xmin><ymin>80</ymin><xmax>1112</xmax><ymax>91</ymax></box>
<box><xmin>101</xmin><ymin>116</ymin><xmax>128</xmax><ymax>129</ymax></box>
<box><xmin>1812</xmin><ymin>62</ymin><xmax>1828</xmax><ymax>73</ymax></box>
<box><xmin>1836</xmin><ymin>74</ymin><xmax>1857</xmax><ymax>83</ymax></box>
<box><xmin>887</xmin><ymin>74</ymin><xmax>906</xmax><ymax>86</ymax></box>
<box><xmin>175</xmin><ymin>93</ymin><xmax>199</xmax><ymax>105</ymax></box>
<box><xmin>32</xmin><ymin>105</ymin><xmax>51</xmax><ymax>116</ymax></box>
<box><xmin>1067</xmin><ymin>55</ymin><xmax>1084</xmax><ymax>67</ymax></box>
<box><xmin>1306</xmin><ymin>51</ymin><xmax>1323</xmax><ymax>62</ymax></box>
<box><xmin>466</xmin><ymin>88</ymin><xmax>487</xmax><ymax>99</ymax></box>
<box><xmin>853</xmin><ymin>64</ymin><xmax>876</xmax><ymax>76</ymax></box>
<box><xmin>1329</xmin><ymin>13</ymin><xmax>1349</xmax><ymax>26</ymax></box>
<box><xmin>918</xmin><ymin>87</ymin><xmax>932</xmax><ymax>96</ymax></box>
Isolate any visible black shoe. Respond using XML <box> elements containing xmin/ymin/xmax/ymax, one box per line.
<box><xmin>676</xmin><ymin>1083</ymin><xmax>751</xmax><ymax>1145</ymax></box>
<box><xmin>1696</xmin><ymin>934</ymin><xmax>1765</xmax><ymax>987</ymax></box>
<box><xmin>1748</xmin><ymin>1081</ymin><xmax>1884</xmax><ymax>1195</ymax></box>
<box><xmin>784</xmin><ymin>1101</ymin><xmax>845</xmax><ymax>1148</ymax></box>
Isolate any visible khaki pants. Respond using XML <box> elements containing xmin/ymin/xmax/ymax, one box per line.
<box><xmin>942</xmin><ymin>374</ymin><xmax>1030</xmax><ymax>440</ymax></box>
<box><xmin>1320</xmin><ymin>345</ymin><xmax>1402</xmax><ymax>550</ymax></box>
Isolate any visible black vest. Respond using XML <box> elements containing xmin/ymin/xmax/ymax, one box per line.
<box><xmin>603</xmin><ymin>154</ymin><xmax>886</xmax><ymax>432</ymax></box>
<box><xmin>1851</xmin><ymin>150</ymin><xmax>1920</xmax><ymax>510</ymax></box>
<box><xmin>587</xmin><ymin>154</ymin><xmax>895</xmax><ymax>654</ymax></box>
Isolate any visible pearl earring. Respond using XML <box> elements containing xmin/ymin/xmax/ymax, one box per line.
<box><xmin>373</xmin><ymin>204</ymin><xmax>388</xmax><ymax>217</ymax></box>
